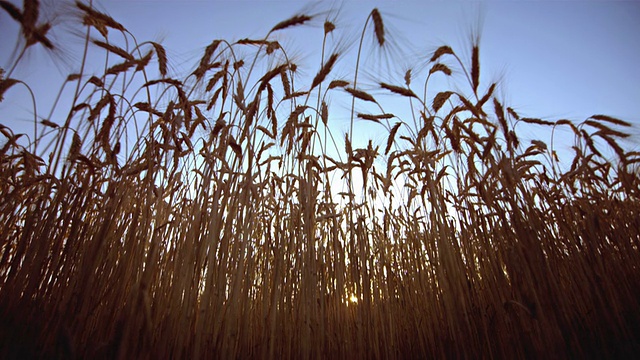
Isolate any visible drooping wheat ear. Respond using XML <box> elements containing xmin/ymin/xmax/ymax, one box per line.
<box><xmin>280</xmin><ymin>69</ymin><xmax>291</xmax><ymax>97</ymax></box>
<box><xmin>358</xmin><ymin>113</ymin><xmax>394</xmax><ymax>122</ymax></box>
<box><xmin>596</xmin><ymin>132</ymin><xmax>626</xmax><ymax>161</ymax></box>
<box><xmin>476</xmin><ymin>83</ymin><xmax>496</xmax><ymax>108</ymax></box>
<box><xmin>589</xmin><ymin>114</ymin><xmax>632</xmax><ymax>127</ymax></box>
<box><xmin>328</xmin><ymin>79</ymin><xmax>349</xmax><ymax>89</ymax></box>
<box><xmin>97</xmin><ymin>94</ymin><xmax>116</xmax><ymax>150</ymax></box>
<box><xmin>371</xmin><ymin>9</ymin><xmax>384</xmax><ymax>46</ymax></box>
<box><xmin>193</xmin><ymin>40</ymin><xmax>221</xmax><ymax>80</ymax></box>
<box><xmin>150</xmin><ymin>42</ymin><xmax>167</xmax><ymax>77</ymax></box>
<box><xmin>106</xmin><ymin>60</ymin><xmax>135</xmax><ymax>75</ymax></box>
<box><xmin>429</xmin><ymin>63</ymin><xmax>452</xmax><ymax>76</ymax></box>
<box><xmin>432</xmin><ymin>91</ymin><xmax>453</xmax><ymax>112</ymax></box>
<box><xmin>584</xmin><ymin>120</ymin><xmax>630</xmax><ymax>139</ymax></box>
<box><xmin>385</xmin><ymin>122</ymin><xmax>402</xmax><ymax>155</ymax></box>
<box><xmin>0</xmin><ymin>1</ymin><xmax>23</xmax><ymax>22</ymax></box>
<box><xmin>0</xmin><ymin>78</ymin><xmax>20</xmax><ymax>102</ymax></box>
<box><xmin>75</xmin><ymin>1</ymin><xmax>125</xmax><ymax>33</ymax></box>
<box><xmin>520</xmin><ymin>117</ymin><xmax>554</xmax><ymax>126</ymax></box>
<box><xmin>404</xmin><ymin>69</ymin><xmax>412</xmax><ymax>86</ymax></box>
<box><xmin>430</xmin><ymin>45</ymin><xmax>454</xmax><ymax>62</ymax></box>
<box><xmin>493</xmin><ymin>98</ymin><xmax>508</xmax><ymax>135</ymax></box>
<box><xmin>93</xmin><ymin>40</ymin><xmax>134</xmax><ymax>61</ymax></box>
<box><xmin>135</xmin><ymin>50</ymin><xmax>152</xmax><ymax>71</ymax></box>
<box><xmin>321</xmin><ymin>101</ymin><xmax>328</xmax><ymax>126</ymax></box>
<box><xmin>40</xmin><ymin>119</ymin><xmax>59</xmax><ymax>128</ymax></box>
<box><xmin>67</xmin><ymin>131</ymin><xmax>82</xmax><ymax>162</ymax></box>
<box><xmin>555</xmin><ymin>119</ymin><xmax>580</xmax><ymax>136</ymax></box>
<box><xmin>380</xmin><ymin>82</ymin><xmax>418</xmax><ymax>98</ymax></box>
<box><xmin>271</xmin><ymin>14</ymin><xmax>312</xmax><ymax>32</ymax></box>
<box><xmin>311</xmin><ymin>53</ymin><xmax>339</xmax><ymax>90</ymax></box>
<box><xmin>345</xmin><ymin>133</ymin><xmax>353</xmax><ymax>160</ymax></box>
<box><xmin>345</xmin><ymin>87</ymin><xmax>376</xmax><ymax>103</ymax></box>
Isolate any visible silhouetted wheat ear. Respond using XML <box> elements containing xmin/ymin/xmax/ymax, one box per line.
<box><xmin>471</xmin><ymin>45</ymin><xmax>480</xmax><ymax>93</ymax></box>
<box><xmin>371</xmin><ymin>8</ymin><xmax>384</xmax><ymax>46</ymax></box>
<box><xmin>271</xmin><ymin>14</ymin><xmax>312</xmax><ymax>32</ymax></box>
<box><xmin>311</xmin><ymin>53</ymin><xmax>339</xmax><ymax>90</ymax></box>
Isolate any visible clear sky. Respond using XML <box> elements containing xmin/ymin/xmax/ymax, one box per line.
<box><xmin>2</xmin><ymin>0</ymin><xmax>640</xmax><ymax>155</ymax></box>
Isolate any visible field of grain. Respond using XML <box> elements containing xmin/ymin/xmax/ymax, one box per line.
<box><xmin>1</xmin><ymin>1</ymin><xmax>640</xmax><ymax>359</ymax></box>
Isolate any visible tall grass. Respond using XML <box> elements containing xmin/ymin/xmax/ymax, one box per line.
<box><xmin>1</xmin><ymin>1</ymin><xmax>640</xmax><ymax>358</ymax></box>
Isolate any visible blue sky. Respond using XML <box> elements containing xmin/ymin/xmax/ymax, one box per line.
<box><xmin>1</xmin><ymin>0</ymin><xmax>640</xmax><ymax>157</ymax></box>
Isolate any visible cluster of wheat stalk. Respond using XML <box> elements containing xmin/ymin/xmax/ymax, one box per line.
<box><xmin>1</xmin><ymin>1</ymin><xmax>639</xmax><ymax>359</ymax></box>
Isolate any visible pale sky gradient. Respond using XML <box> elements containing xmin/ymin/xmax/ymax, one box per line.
<box><xmin>1</xmin><ymin>0</ymin><xmax>640</xmax><ymax>155</ymax></box>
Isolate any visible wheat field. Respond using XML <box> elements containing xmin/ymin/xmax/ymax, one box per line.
<box><xmin>1</xmin><ymin>1</ymin><xmax>640</xmax><ymax>359</ymax></box>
